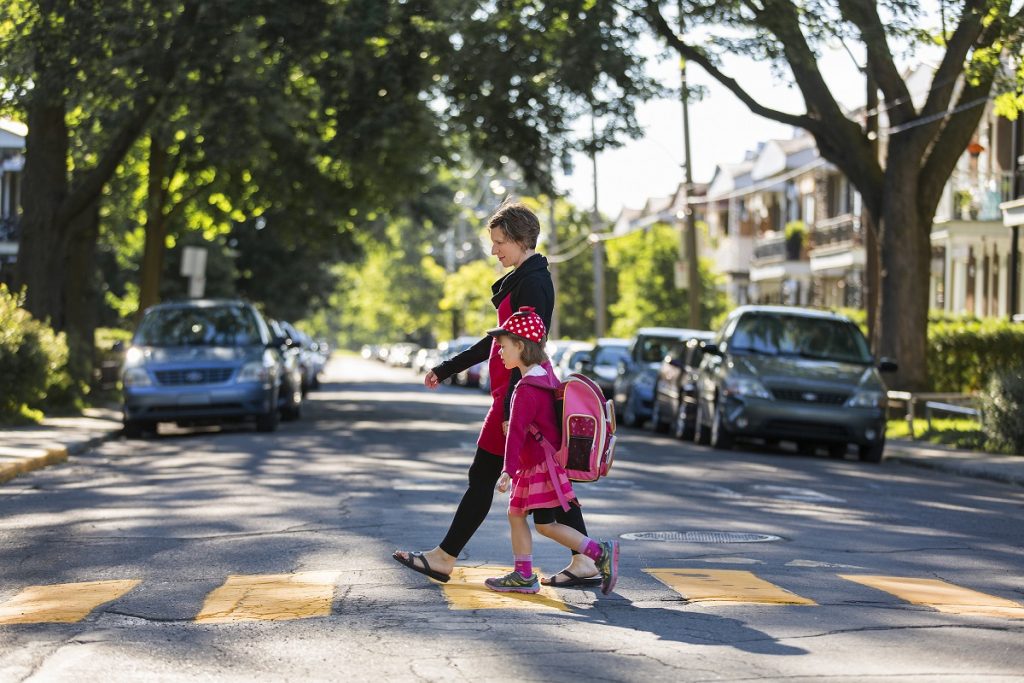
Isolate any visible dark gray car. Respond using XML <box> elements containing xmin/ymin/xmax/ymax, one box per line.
<box><xmin>694</xmin><ymin>306</ymin><xmax>897</xmax><ymax>462</ymax></box>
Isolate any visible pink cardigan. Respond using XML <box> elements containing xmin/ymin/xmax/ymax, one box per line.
<box><xmin>503</xmin><ymin>364</ymin><xmax>562</xmax><ymax>477</ymax></box>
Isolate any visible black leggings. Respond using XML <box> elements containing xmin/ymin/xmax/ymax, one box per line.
<box><xmin>439</xmin><ymin>446</ymin><xmax>589</xmax><ymax>558</ymax></box>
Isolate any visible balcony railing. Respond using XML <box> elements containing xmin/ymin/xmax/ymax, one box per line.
<box><xmin>752</xmin><ymin>233</ymin><xmax>802</xmax><ymax>263</ymax></box>
<box><xmin>810</xmin><ymin>214</ymin><xmax>861</xmax><ymax>249</ymax></box>
<box><xmin>0</xmin><ymin>216</ymin><xmax>19</xmax><ymax>242</ymax></box>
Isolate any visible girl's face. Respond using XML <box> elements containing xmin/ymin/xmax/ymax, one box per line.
<box><xmin>489</xmin><ymin>227</ymin><xmax>529</xmax><ymax>269</ymax></box>
<box><xmin>497</xmin><ymin>335</ymin><xmax>524</xmax><ymax>370</ymax></box>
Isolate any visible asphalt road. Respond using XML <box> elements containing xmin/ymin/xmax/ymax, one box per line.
<box><xmin>1</xmin><ymin>355</ymin><xmax>1023</xmax><ymax>682</ymax></box>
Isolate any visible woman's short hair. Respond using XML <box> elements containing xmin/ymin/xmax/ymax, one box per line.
<box><xmin>512</xmin><ymin>335</ymin><xmax>548</xmax><ymax>366</ymax></box>
<box><xmin>488</xmin><ymin>201</ymin><xmax>541</xmax><ymax>250</ymax></box>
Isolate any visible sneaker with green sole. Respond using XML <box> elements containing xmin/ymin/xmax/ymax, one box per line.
<box><xmin>596</xmin><ymin>540</ymin><xmax>619</xmax><ymax>595</ymax></box>
<box><xmin>484</xmin><ymin>570</ymin><xmax>541</xmax><ymax>594</ymax></box>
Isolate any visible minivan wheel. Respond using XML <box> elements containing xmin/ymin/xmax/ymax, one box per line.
<box><xmin>859</xmin><ymin>441</ymin><xmax>885</xmax><ymax>463</ymax></box>
<box><xmin>123</xmin><ymin>419</ymin><xmax>155</xmax><ymax>439</ymax></box>
<box><xmin>256</xmin><ymin>391</ymin><xmax>280</xmax><ymax>432</ymax></box>
<box><xmin>672</xmin><ymin>402</ymin><xmax>694</xmax><ymax>441</ymax></box>
<box><xmin>710</xmin><ymin>402</ymin><xmax>735</xmax><ymax>450</ymax></box>
<box><xmin>622</xmin><ymin>393</ymin><xmax>641</xmax><ymax>428</ymax></box>
<box><xmin>281</xmin><ymin>389</ymin><xmax>302</xmax><ymax>421</ymax></box>
<box><xmin>650</xmin><ymin>402</ymin><xmax>670</xmax><ymax>434</ymax></box>
<box><xmin>694</xmin><ymin>403</ymin><xmax>711</xmax><ymax>445</ymax></box>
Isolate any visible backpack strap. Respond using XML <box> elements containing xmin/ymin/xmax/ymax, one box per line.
<box><xmin>527</xmin><ymin>424</ymin><xmax>570</xmax><ymax>512</ymax></box>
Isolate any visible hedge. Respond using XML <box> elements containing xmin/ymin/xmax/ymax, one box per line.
<box><xmin>0</xmin><ymin>284</ymin><xmax>71</xmax><ymax>423</ymax></box>
<box><xmin>928</xmin><ymin>319</ymin><xmax>1024</xmax><ymax>393</ymax></box>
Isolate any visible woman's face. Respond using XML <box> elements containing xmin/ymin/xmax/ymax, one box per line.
<box><xmin>497</xmin><ymin>335</ymin><xmax>524</xmax><ymax>370</ymax></box>
<box><xmin>490</xmin><ymin>227</ymin><xmax>529</xmax><ymax>269</ymax></box>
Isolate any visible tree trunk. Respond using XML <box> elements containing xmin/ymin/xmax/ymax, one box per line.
<box><xmin>877</xmin><ymin>155</ymin><xmax>932</xmax><ymax>391</ymax></box>
<box><xmin>137</xmin><ymin>134</ymin><xmax>170</xmax><ymax>320</ymax></box>
<box><xmin>13</xmin><ymin>100</ymin><xmax>70</xmax><ymax>328</ymax></box>
<box><xmin>63</xmin><ymin>199</ymin><xmax>100</xmax><ymax>395</ymax></box>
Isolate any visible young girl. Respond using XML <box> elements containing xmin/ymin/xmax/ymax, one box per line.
<box><xmin>484</xmin><ymin>306</ymin><xmax>619</xmax><ymax>595</ymax></box>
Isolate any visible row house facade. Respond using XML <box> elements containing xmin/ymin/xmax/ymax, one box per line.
<box><xmin>0</xmin><ymin>119</ymin><xmax>25</xmax><ymax>285</ymax></box>
<box><xmin>611</xmin><ymin>71</ymin><xmax>1023</xmax><ymax>323</ymax></box>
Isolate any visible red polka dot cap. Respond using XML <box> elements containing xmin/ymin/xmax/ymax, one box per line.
<box><xmin>486</xmin><ymin>306</ymin><xmax>547</xmax><ymax>344</ymax></box>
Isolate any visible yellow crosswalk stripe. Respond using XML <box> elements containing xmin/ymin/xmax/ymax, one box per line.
<box><xmin>644</xmin><ymin>568</ymin><xmax>816</xmax><ymax>605</ymax></box>
<box><xmin>440</xmin><ymin>567</ymin><xmax>571</xmax><ymax>611</ymax></box>
<box><xmin>194</xmin><ymin>571</ymin><xmax>341</xmax><ymax>623</ymax></box>
<box><xmin>839</xmin><ymin>575</ymin><xmax>1024</xmax><ymax>619</ymax></box>
<box><xmin>0</xmin><ymin>579</ymin><xmax>141</xmax><ymax>624</ymax></box>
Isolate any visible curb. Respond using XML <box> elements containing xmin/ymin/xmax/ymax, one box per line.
<box><xmin>0</xmin><ymin>431</ymin><xmax>121</xmax><ymax>486</ymax></box>
<box><xmin>0</xmin><ymin>445</ymin><xmax>69</xmax><ymax>485</ymax></box>
<box><xmin>886</xmin><ymin>452</ymin><xmax>1024</xmax><ymax>488</ymax></box>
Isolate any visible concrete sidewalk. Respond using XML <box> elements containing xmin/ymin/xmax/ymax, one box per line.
<box><xmin>0</xmin><ymin>407</ymin><xmax>123</xmax><ymax>484</ymax></box>
<box><xmin>1</xmin><ymin>409</ymin><xmax>1022</xmax><ymax>487</ymax></box>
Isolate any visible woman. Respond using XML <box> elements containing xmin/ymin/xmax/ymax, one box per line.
<box><xmin>393</xmin><ymin>201</ymin><xmax>599</xmax><ymax>588</ymax></box>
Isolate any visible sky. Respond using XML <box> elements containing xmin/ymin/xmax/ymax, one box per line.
<box><xmin>555</xmin><ymin>35</ymin><xmax>869</xmax><ymax>217</ymax></box>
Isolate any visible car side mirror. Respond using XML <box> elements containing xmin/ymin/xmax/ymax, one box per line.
<box><xmin>578</xmin><ymin>358</ymin><xmax>593</xmax><ymax>371</ymax></box>
<box><xmin>668</xmin><ymin>356</ymin><xmax>684</xmax><ymax>368</ymax></box>
<box><xmin>702</xmin><ymin>342</ymin><xmax>721</xmax><ymax>356</ymax></box>
<box><xmin>878</xmin><ymin>358</ymin><xmax>898</xmax><ymax>373</ymax></box>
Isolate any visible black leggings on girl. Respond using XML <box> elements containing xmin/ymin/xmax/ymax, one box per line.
<box><xmin>438</xmin><ymin>446</ymin><xmax>589</xmax><ymax>558</ymax></box>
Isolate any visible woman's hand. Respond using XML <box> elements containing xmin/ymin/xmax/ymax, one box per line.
<box><xmin>423</xmin><ymin>370</ymin><xmax>440</xmax><ymax>389</ymax></box>
<box><xmin>496</xmin><ymin>472</ymin><xmax>511</xmax><ymax>493</ymax></box>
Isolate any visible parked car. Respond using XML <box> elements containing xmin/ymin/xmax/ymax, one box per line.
<box><xmin>412</xmin><ymin>346</ymin><xmax>442</xmax><ymax>374</ymax></box>
<box><xmin>279</xmin><ymin>321</ymin><xmax>322</xmax><ymax>393</ymax></box>
<box><xmin>578</xmin><ymin>338</ymin><xmax>630</xmax><ymax>399</ymax></box>
<box><xmin>267</xmin><ymin>319</ymin><xmax>305</xmax><ymax>421</ymax></box>
<box><xmin>555</xmin><ymin>342</ymin><xmax>594</xmax><ymax>381</ymax></box>
<box><xmin>121</xmin><ymin>299</ymin><xmax>284</xmax><ymax>436</ymax></box>
<box><xmin>438</xmin><ymin>336</ymin><xmax>478</xmax><ymax>386</ymax></box>
<box><xmin>613</xmin><ymin>327</ymin><xmax>713</xmax><ymax>428</ymax></box>
<box><xmin>650</xmin><ymin>333</ymin><xmax>716</xmax><ymax>438</ymax></box>
<box><xmin>388</xmin><ymin>342</ymin><xmax>421</xmax><ymax>368</ymax></box>
<box><xmin>693</xmin><ymin>305</ymin><xmax>897</xmax><ymax>462</ymax></box>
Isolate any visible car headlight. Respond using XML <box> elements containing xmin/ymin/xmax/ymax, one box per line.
<box><xmin>721</xmin><ymin>376</ymin><xmax>772</xmax><ymax>399</ymax></box>
<box><xmin>122</xmin><ymin>367</ymin><xmax>152</xmax><ymax>387</ymax></box>
<box><xmin>237</xmin><ymin>351</ymin><xmax>277</xmax><ymax>384</ymax></box>
<box><xmin>847</xmin><ymin>390</ymin><xmax>886</xmax><ymax>408</ymax></box>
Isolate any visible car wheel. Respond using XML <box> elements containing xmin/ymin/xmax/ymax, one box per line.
<box><xmin>281</xmin><ymin>388</ymin><xmax>302</xmax><ymax>421</ymax></box>
<box><xmin>622</xmin><ymin>392</ymin><xmax>641</xmax><ymax>428</ymax></box>
<box><xmin>859</xmin><ymin>440</ymin><xmax>885</xmax><ymax>463</ymax></box>
<box><xmin>828</xmin><ymin>443</ymin><xmax>847</xmax><ymax>459</ymax></box>
<box><xmin>694</xmin><ymin>403</ymin><xmax>711</xmax><ymax>445</ymax></box>
<box><xmin>671</xmin><ymin>402</ymin><xmax>692</xmax><ymax>441</ymax></box>
<box><xmin>650</xmin><ymin>401</ymin><xmax>669</xmax><ymax>434</ymax></box>
<box><xmin>256</xmin><ymin>391</ymin><xmax>280</xmax><ymax>432</ymax></box>
<box><xmin>123</xmin><ymin>419</ymin><xmax>155</xmax><ymax>439</ymax></box>
<box><xmin>709</xmin><ymin>401</ymin><xmax>735</xmax><ymax>450</ymax></box>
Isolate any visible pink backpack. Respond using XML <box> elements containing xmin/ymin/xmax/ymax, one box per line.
<box><xmin>528</xmin><ymin>373</ymin><xmax>616</xmax><ymax>482</ymax></box>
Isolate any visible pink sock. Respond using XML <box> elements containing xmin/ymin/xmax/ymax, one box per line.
<box><xmin>514</xmin><ymin>555</ymin><xmax>533</xmax><ymax>577</ymax></box>
<box><xmin>578</xmin><ymin>538</ymin><xmax>602</xmax><ymax>561</ymax></box>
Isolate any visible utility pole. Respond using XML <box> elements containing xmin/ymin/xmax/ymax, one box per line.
<box><xmin>548</xmin><ymin>195</ymin><xmax>561</xmax><ymax>339</ymax></box>
<box><xmin>678</xmin><ymin>1</ymin><xmax>700</xmax><ymax>328</ymax></box>
<box><xmin>864</xmin><ymin>55</ymin><xmax>881</xmax><ymax>350</ymax></box>
<box><xmin>590</xmin><ymin>112</ymin><xmax>606</xmax><ymax>338</ymax></box>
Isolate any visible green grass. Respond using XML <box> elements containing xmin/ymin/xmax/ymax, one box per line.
<box><xmin>887</xmin><ymin>417</ymin><xmax>990</xmax><ymax>451</ymax></box>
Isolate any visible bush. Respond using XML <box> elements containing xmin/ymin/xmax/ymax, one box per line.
<box><xmin>928</xmin><ymin>319</ymin><xmax>1024</xmax><ymax>393</ymax></box>
<box><xmin>0</xmin><ymin>284</ymin><xmax>71</xmax><ymax>423</ymax></box>
<box><xmin>981</xmin><ymin>366</ymin><xmax>1024</xmax><ymax>454</ymax></box>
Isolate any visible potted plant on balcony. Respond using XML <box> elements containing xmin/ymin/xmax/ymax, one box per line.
<box><xmin>784</xmin><ymin>221</ymin><xmax>806</xmax><ymax>260</ymax></box>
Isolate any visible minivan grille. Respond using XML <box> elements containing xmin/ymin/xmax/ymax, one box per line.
<box><xmin>770</xmin><ymin>388</ymin><xmax>849</xmax><ymax>405</ymax></box>
<box><xmin>155</xmin><ymin>368</ymin><xmax>234</xmax><ymax>385</ymax></box>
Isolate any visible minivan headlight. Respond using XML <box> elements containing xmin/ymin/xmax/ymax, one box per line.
<box><xmin>123</xmin><ymin>367</ymin><xmax>152</xmax><ymax>387</ymax></box>
<box><xmin>847</xmin><ymin>390</ymin><xmax>886</xmax><ymax>408</ymax></box>
<box><xmin>722</xmin><ymin>376</ymin><xmax>772</xmax><ymax>399</ymax></box>
<box><xmin>237</xmin><ymin>361</ymin><xmax>269</xmax><ymax>383</ymax></box>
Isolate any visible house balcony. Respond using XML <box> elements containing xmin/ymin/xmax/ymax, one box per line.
<box><xmin>0</xmin><ymin>216</ymin><xmax>19</xmax><ymax>257</ymax></box>
<box><xmin>809</xmin><ymin>214</ymin><xmax>861</xmax><ymax>251</ymax></box>
<box><xmin>712</xmin><ymin>235</ymin><xmax>754</xmax><ymax>275</ymax></box>
<box><xmin>751</xmin><ymin>232</ymin><xmax>802</xmax><ymax>265</ymax></box>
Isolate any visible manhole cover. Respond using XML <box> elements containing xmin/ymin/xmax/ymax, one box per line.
<box><xmin>620</xmin><ymin>531</ymin><xmax>783</xmax><ymax>543</ymax></box>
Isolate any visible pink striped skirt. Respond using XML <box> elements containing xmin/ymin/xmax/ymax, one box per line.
<box><xmin>509</xmin><ymin>463</ymin><xmax>576</xmax><ymax>516</ymax></box>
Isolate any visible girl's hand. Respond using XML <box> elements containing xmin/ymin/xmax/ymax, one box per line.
<box><xmin>424</xmin><ymin>371</ymin><xmax>440</xmax><ymax>389</ymax></box>
<box><xmin>496</xmin><ymin>472</ymin><xmax>511</xmax><ymax>493</ymax></box>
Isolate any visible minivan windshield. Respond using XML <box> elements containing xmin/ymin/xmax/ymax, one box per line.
<box><xmin>135</xmin><ymin>305</ymin><xmax>263</xmax><ymax>347</ymax></box>
<box><xmin>726</xmin><ymin>313</ymin><xmax>873</xmax><ymax>364</ymax></box>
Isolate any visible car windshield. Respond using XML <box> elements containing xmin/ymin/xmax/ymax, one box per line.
<box><xmin>594</xmin><ymin>346</ymin><xmax>630</xmax><ymax>366</ymax></box>
<box><xmin>638</xmin><ymin>337</ymin><xmax>678</xmax><ymax>363</ymax></box>
<box><xmin>727</xmin><ymin>313</ymin><xmax>872</xmax><ymax>364</ymax></box>
<box><xmin>135</xmin><ymin>305</ymin><xmax>262</xmax><ymax>347</ymax></box>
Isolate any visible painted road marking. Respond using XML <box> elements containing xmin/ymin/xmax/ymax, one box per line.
<box><xmin>839</xmin><ymin>575</ymin><xmax>1024</xmax><ymax>619</ymax></box>
<box><xmin>644</xmin><ymin>569</ymin><xmax>816</xmax><ymax>605</ymax></box>
<box><xmin>194</xmin><ymin>571</ymin><xmax>341</xmax><ymax>623</ymax></box>
<box><xmin>440</xmin><ymin>567</ymin><xmax>571</xmax><ymax>612</ymax></box>
<box><xmin>0</xmin><ymin>579</ymin><xmax>140</xmax><ymax>624</ymax></box>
